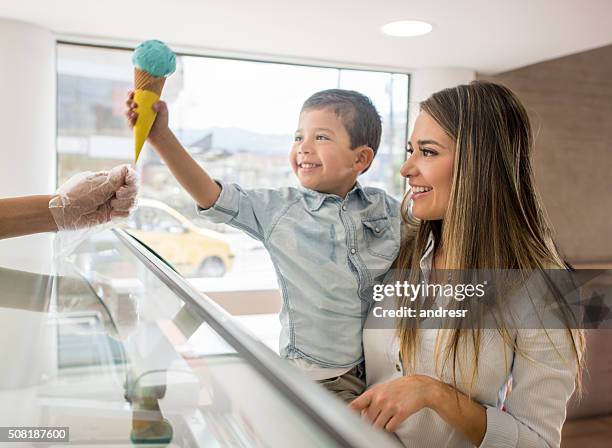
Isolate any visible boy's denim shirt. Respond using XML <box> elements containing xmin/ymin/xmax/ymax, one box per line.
<box><xmin>197</xmin><ymin>181</ymin><xmax>400</xmax><ymax>368</ymax></box>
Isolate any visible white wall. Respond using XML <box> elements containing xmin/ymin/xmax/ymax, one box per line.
<box><xmin>0</xmin><ymin>19</ymin><xmax>56</xmax><ymax>273</ymax></box>
<box><xmin>0</xmin><ymin>19</ymin><xmax>56</xmax><ymax>196</ymax></box>
<box><xmin>408</xmin><ymin>68</ymin><xmax>475</xmax><ymax>133</ymax></box>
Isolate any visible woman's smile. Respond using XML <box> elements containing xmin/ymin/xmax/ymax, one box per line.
<box><xmin>410</xmin><ymin>185</ymin><xmax>433</xmax><ymax>200</ymax></box>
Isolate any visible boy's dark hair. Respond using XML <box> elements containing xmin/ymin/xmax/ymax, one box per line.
<box><xmin>301</xmin><ymin>89</ymin><xmax>382</xmax><ymax>174</ymax></box>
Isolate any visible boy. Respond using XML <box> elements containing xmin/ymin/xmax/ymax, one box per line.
<box><xmin>126</xmin><ymin>89</ymin><xmax>400</xmax><ymax>401</ymax></box>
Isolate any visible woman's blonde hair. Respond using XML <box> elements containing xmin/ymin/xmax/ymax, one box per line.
<box><xmin>396</xmin><ymin>81</ymin><xmax>584</xmax><ymax>394</ymax></box>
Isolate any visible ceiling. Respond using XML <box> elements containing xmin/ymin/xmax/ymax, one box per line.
<box><xmin>2</xmin><ymin>0</ymin><xmax>612</xmax><ymax>74</ymax></box>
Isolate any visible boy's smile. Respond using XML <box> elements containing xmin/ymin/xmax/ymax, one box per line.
<box><xmin>290</xmin><ymin>109</ymin><xmax>371</xmax><ymax>198</ymax></box>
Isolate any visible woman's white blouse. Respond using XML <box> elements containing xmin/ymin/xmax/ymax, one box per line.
<box><xmin>363</xmin><ymin>235</ymin><xmax>578</xmax><ymax>447</ymax></box>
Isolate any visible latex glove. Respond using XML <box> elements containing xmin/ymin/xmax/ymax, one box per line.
<box><xmin>49</xmin><ymin>165</ymin><xmax>139</xmax><ymax>231</ymax></box>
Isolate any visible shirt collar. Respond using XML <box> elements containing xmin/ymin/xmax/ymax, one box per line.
<box><xmin>300</xmin><ymin>181</ymin><xmax>372</xmax><ymax>212</ymax></box>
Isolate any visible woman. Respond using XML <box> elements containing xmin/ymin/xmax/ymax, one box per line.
<box><xmin>0</xmin><ymin>164</ymin><xmax>138</xmax><ymax>240</ymax></box>
<box><xmin>351</xmin><ymin>81</ymin><xmax>584</xmax><ymax>447</ymax></box>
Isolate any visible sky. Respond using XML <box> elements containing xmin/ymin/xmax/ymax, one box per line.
<box><xmin>169</xmin><ymin>56</ymin><xmax>408</xmax><ymax>135</ymax></box>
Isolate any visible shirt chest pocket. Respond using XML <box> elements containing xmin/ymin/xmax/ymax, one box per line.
<box><xmin>362</xmin><ymin>217</ymin><xmax>399</xmax><ymax>261</ymax></box>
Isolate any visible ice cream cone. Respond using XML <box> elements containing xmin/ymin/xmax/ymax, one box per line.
<box><xmin>133</xmin><ymin>68</ymin><xmax>166</xmax><ymax>163</ymax></box>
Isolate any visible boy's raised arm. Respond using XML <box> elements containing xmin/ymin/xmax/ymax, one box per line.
<box><xmin>148</xmin><ymin>124</ymin><xmax>221</xmax><ymax>209</ymax></box>
<box><xmin>126</xmin><ymin>92</ymin><xmax>221</xmax><ymax>209</ymax></box>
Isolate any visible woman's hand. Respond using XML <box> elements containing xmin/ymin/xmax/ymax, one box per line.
<box><xmin>349</xmin><ymin>375</ymin><xmax>439</xmax><ymax>432</ymax></box>
<box><xmin>352</xmin><ymin>375</ymin><xmax>487</xmax><ymax>445</ymax></box>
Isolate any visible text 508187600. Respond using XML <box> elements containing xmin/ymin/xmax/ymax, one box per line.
<box><xmin>0</xmin><ymin>427</ymin><xmax>69</xmax><ymax>443</ymax></box>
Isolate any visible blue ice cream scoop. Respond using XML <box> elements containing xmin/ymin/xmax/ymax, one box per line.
<box><xmin>132</xmin><ymin>40</ymin><xmax>176</xmax><ymax>77</ymax></box>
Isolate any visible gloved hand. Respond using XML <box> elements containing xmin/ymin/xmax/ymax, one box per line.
<box><xmin>49</xmin><ymin>165</ymin><xmax>139</xmax><ymax>231</ymax></box>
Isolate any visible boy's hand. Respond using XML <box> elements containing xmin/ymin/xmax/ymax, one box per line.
<box><xmin>125</xmin><ymin>90</ymin><xmax>170</xmax><ymax>145</ymax></box>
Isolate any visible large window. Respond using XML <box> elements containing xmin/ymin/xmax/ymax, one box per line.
<box><xmin>57</xmin><ymin>43</ymin><xmax>409</xmax><ymax>292</ymax></box>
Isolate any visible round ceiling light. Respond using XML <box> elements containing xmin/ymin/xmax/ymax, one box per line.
<box><xmin>381</xmin><ymin>20</ymin><xmax>433</xmax><ymax>37</ymax></box>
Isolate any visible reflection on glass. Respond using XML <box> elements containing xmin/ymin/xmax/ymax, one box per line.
<box><xmin>125</xmin><ymin>198</ymin><xmax>234</xmax><ymax>278</ymax></box>
<box><xmin>0</xmin><ymin>231</ymin><xmax>347</xmax><ymax>446</ymax></box>
<box><xmin>57</xmin><ymin>44</ymin><xmax>408</xmax><ymax>293</ymax></box>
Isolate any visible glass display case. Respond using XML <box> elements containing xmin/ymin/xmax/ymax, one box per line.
<box><xmin>0</xmin><ymin>229</ymin><xmax>400</xmax><ymax>447</ymax></box>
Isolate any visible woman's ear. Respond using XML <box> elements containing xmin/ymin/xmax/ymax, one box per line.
<box><xmin>355</xmin><ymin>146</ymin><xmax>375</xmax><ymax>173</ymax></box>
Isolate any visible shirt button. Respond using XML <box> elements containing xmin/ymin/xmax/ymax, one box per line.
<box><xmin>350</xmin><ymin>248</ymin><xmax>356</xmax><ymax>254</ymax></box>
<box><xmin>395</xmin><ymin>363</ymin><xmax>401</xmax><ymax>372</ymax></box>
<box><xmin>375</xmin><ymin>227</ymin><xmax>381</xmax><ymax>233</ymax></box>
<box><xmin>342</xmin><ymin>205</ymin><xmax>347</xmax><ymax>211</ymax></box>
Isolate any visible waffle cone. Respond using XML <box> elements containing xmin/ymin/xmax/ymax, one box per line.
<box><xmin>134</xmin><ymin>68</ymin><xmax>166</xmax><ymax>95</ymax></box>
<box><xmin>133</xmin><ymin>89</ymin><xmax>160</xmax><ymax>164</ymax></box>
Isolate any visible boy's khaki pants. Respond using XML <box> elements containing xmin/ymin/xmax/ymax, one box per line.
<box><xmin>317</xmin><ymin>362</ymin><xmax>366</xmax><ymax>403</ymax></box>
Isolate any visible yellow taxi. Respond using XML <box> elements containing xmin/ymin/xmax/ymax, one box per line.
<box><xmin>125</xmin><ymin>198</ymin><xmax>234</xmax><ymax>277</ymax></box>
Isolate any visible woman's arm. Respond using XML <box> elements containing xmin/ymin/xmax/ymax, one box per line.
<box><xmin>477</xmin><ymin>329</ymin><xmax>578</xmax><ymax>448</ymax></box>
<box><xmin>0</xmin><ymin>195</ymin><xmax>58</xmax><ymax>239</ymax></box>
<box><xmin>429</xmin><ymin>379</ymin><xmax>487</xmax><ymax>445</ymax></box>
<box><xmin>352</xmin><ymin>328</ymin><xmax>578</xmax><ymax>447</ymax></box>
<box><xmin>350</xmin><ymin>375</ymin><xmax>486</xmax><ymax>446</ymax></box>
